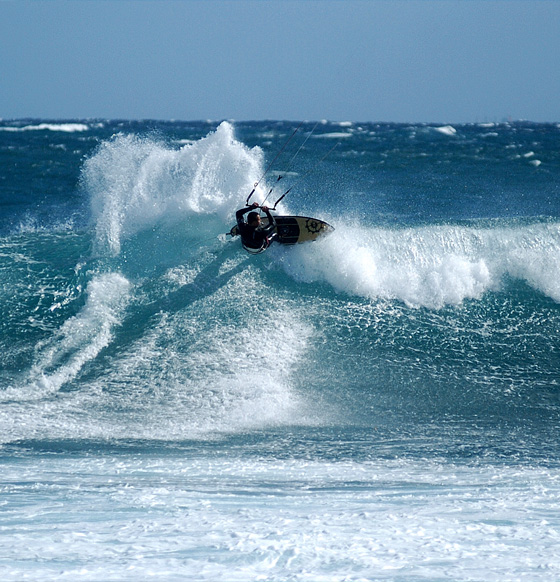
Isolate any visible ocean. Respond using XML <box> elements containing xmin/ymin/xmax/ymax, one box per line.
<box><xmin>1</xmin><ymin>119</ymin><xmax>559</xmax><ymax>581</ymax></box>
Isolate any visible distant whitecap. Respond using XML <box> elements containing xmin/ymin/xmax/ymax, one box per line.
<box><xmin>434</xmin><ymin>125</ymin><xmax>457</xmax><ymax>136</ymax></box>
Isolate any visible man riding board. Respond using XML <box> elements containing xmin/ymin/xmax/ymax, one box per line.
<box><xmin>235</xmin><ymin>202</ymin><xmax>278</xmax><ymax>253</ymax></box>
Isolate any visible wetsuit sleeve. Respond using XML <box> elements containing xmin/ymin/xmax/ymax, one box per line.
<box><xmin>262</xmin><ymin>208</ymin><xmax>276</xmax><ymax>235</ymax></box>
<box><xmin>236</xmin><ymin>206</ymin><xmax>252</xmax><ymax>228</ymax></box>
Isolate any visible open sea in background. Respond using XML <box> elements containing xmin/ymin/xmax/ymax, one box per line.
<box><xmin>1</xmin><ymin>119</ymin><xmax>560</xmax><ymax>581</ymax></box>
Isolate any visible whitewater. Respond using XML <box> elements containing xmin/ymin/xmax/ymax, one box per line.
<box><xmin>1</xmin><ymin>119</ymin><xmax>559</xmax><ymax>581</ymax></box>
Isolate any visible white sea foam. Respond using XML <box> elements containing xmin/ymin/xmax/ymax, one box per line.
<box><xmin>0</xmin><ymin>122</ymin><xmax>90</xmax><ymax>132</ymax></box>
<box><xmin>273</xmin><ymin>221</ymin><xmax>560</xmax><ymax>307</ymax></box>
<box><xmin>1</xmin><ymin>454</ymin><xmax>559</xmax><ymax>581</ymax></box>
<box><xmin>313</xmin><ymin>132</ymin><xmax>352</xmax><ymax>139</ymax></box>
<box><xmin>2</xmin><ymin>121</ymin><xmax>559</xmax><ymax>582</ymax></box>
<box><xmin>433</xmin><ymin>125</ymin><xmax>457</xmax><ymax>136</ymax></box>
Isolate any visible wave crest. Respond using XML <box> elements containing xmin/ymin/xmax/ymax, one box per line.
<box><xmin>274</xmin><ymin>221</ymin><xmax>560</xmax><ymax>307</ymax></box>
<box><xmin>84</xmin><ymin>121</ymin><xmax>262</xmax><ymax>256</ymax></box>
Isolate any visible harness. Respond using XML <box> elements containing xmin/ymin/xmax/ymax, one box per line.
<box><xmin>242</xmin><ymin>237</ymin><xmax>270</xmax><ymax>254</ymax></box>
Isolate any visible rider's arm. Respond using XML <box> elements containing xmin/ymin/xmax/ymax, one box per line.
<box><xmin>262</xmin><ymin>206</ymin><xmax>276</xmax><ymax>234</ymax></box>
<box><xmin>236</xmin><ymin>203</ymin><xmax>259</xmax><ymax>227</ymax></box>
<box><xmin>236</xmin><ymin>206</ymin><xmax>252</xmax><ymax>228</ymax></box>
<box><xmin>263</xmin><ymin>207</ymin><xmax>275</xmax><ymax>224</ymax></box>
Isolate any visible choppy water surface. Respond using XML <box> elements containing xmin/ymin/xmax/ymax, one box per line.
<box><xmin>1</xmin><ymin>119</ymin><xmax>559</xmax><ymax>580</ymax></box>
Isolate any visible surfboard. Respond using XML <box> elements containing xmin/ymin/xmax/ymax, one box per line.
<box><xmin>229</xmin><ymin>215</ymin><xmax>334</xmax><ymax>245</ymax></box>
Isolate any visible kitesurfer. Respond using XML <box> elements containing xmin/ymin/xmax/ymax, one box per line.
<box><xmin>235</xmin><ymin>202</ymin><xmax>277</xmax><ymax>253</ymax></box>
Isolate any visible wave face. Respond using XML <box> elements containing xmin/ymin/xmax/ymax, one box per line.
<box><xmin>1</xmin><ymin>120</ymin><xmax>560</xmax><ymax>445</ymax></box>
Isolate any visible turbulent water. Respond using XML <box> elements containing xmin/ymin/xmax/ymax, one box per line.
<box><xmin>1</xmin><ymin>119</ymin><xmax>559</xmax><ymax>581</ymax></box>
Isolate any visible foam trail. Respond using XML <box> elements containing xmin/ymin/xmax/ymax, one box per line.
<box><xmin>4</xmin><ymin>273</ymin><xmax>131</xmax><ymax>401</ymax></box>
<box><xmin>273</xmin><ymin>221</ymin><xmax>560</xmax><ymax>307</ymax></box>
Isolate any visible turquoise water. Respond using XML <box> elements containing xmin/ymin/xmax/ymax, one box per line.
<box><xmin>1</xmin><ymin>119</ymin><xmax>559</xmax><ymax>580</ymax></box>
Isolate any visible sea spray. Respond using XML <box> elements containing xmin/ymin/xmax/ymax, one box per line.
<box><xmin>84</xmin><ymin>122</ymin><xmax>263</xmax><ymax>256</ymax></box>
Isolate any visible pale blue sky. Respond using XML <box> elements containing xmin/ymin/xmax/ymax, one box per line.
<box><xmin>1</xmin><ymin>0</ymin><xmax>559</xmax><ymax>123</ymax></box>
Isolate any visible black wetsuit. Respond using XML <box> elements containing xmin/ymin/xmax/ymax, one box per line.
<box><xmin>235</xmin><ymin>206</ymin><xmax>277</xmax><ymax>251</ymax></box>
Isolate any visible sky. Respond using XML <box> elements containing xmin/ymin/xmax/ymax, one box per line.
<box><xmin>1</xmin><ymin>0</ymin><xmax>559</xmax><ymax>123</ymax></box>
